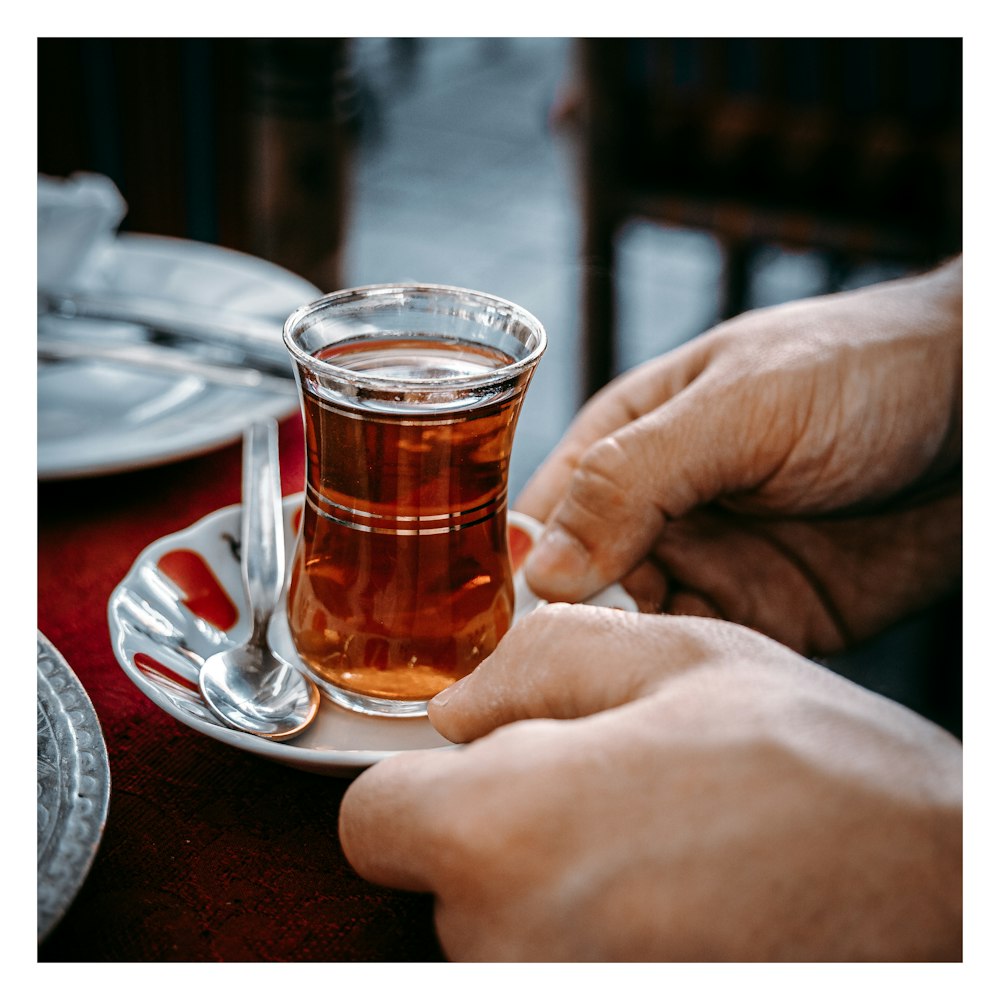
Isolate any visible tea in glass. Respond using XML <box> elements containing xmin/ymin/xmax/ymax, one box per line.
<box><xmin>282</xmin><ymin>285</ymin><xmax>546</xmax><ymax>716</ymax></box>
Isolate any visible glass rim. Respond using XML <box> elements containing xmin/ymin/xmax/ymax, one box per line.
<box><xmin>282</xmin><ymin>282</ymin><xmax>547</xmax><ymax>391</ymax></box>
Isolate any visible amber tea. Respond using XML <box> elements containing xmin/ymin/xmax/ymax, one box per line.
<box><xmin>283</xmin><ymin>286</ymin><xmax>545</xmax><ymax>717</ymax></box>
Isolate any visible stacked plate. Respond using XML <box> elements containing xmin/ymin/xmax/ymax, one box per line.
<box><xmin>38</xmin><ymin>233</ymin><xmax>318</xmax><ymax>479</ymax></box>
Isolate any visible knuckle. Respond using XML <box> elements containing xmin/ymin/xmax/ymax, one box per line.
<box><xmin>505</xmin><ymin>600</ymin><xmax>570</xmax><ymax>647</ymax></box>
<box><xmin>515</xmin><ymin>601</ymin><xmax>595</xmax><ymax>655</ymax></box>
<box><xmin>527</xmin><ymin>598</ymin><xmax>575</xmax><ymax>628</ymax></box>
<box><xmin>569</xmin><ymin>436</ymin><xmax>633</xmax><ymax>515</ymax></box>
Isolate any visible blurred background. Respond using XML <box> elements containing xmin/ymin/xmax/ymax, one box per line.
<box><xmin>37</xmin><ymin>37</ymin><xmax>962</xmax><ymax>732</ymax></box>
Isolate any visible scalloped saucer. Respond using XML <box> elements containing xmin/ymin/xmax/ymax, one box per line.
<box><xmin>108</xmin><ymin>497</ymin><xmax>635</xmax><ymax>776</ymax></box>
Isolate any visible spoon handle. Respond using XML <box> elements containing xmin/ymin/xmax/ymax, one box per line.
<box><xmin>242</xmin><ymin>419</ymin><xmax>284</xmax><ymax>641</ymax></box>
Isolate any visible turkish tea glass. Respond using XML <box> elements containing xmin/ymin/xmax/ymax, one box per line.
<box><xmin>282</xmin><ymin>284</ymin><xmax>546</xmax><ymax>717</ymax></box>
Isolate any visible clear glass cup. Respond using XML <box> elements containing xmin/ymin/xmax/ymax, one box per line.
<box><xmin>282</xmin><ymin>284</ymin><xmax>546</xmax><ymax>717</ymax></box>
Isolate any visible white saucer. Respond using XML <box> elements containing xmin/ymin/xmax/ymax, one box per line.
<box><xmin>38</xmin><ymin>233</ymin><xmax>318</xmax><ymax>480</ymax></box>
<box><xmin>107</xmin><ymin>498</ymin><xmax>636</xmax><ymax>776</ymax></box>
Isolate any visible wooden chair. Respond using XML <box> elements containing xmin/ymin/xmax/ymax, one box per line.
<box><xmin>573</xmin><ymin>38</ymin><xmax>962</xmax><ymax>400</ymax></box>
<box><xmin>37</xmin><ymin>38</ymin><xmax>358</xmax><ymax>292</ymax></box>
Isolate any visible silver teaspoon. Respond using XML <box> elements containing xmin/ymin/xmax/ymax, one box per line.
<box><xmin>199</xmin><ymin>419</ymin><xmax>320</xmax><ymax>740</ymax></box>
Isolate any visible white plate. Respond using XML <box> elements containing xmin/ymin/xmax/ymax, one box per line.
<box><xmin>38</xmin><ymin>233</ymin><xmax>319</xmax><ymax>480</ymax></box>
<box><xmin>108</xmin><ymin>498</ymin><xmax>636</xmax><ymax>777</ymax></box>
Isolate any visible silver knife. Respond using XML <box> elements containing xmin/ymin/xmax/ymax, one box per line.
<box><xmin>38</xmin><ymin>287</ymin><xmax>296</xmax><ymax>376</ymax></box>
<box><xmin>38</xmin><ymin>335</ymin><xmax>298</xmax><ymax>395</ymax></box>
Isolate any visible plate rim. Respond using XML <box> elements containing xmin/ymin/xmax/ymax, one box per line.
<box><xmin>38</xmin><ymin>232</ymin><xmax>318</xmax><ymax>480</ymax></box>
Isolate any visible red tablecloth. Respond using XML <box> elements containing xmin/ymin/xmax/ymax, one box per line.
<box><xmin>37</xmin><ymin>415</ymin><xmax>444</xmax><ymax>962</ymax></box>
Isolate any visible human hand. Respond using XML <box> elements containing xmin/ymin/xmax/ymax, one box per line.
<box><xmin>338</xmin><ymin>604</ymin><xmax>962</xmax><ymax>961</ymax></box>
<box><xmin>518</xmin><ymin>259</ymin><xmax>962</xmax><ymax>657</ymax></box>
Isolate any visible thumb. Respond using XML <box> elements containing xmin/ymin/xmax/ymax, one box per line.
<box><xmin>523</xmin><ymin>381</ymin><xmax>738</xmax><ymax>602</ymax></box>
<box><xmin>427</xmin><ymin>603</ymin><xmax>726</xmax><ymax>744</ymax></box>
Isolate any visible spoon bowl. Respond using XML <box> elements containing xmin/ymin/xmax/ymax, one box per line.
<box><xmin>199</xmin><ymin>419</ymin><xmax>319</xmax><ymax>741</ymax></box>
<box><xmin>199</xmin><ymin>641</ymin><xmax>318</xmax><ymax>740</ymax></box>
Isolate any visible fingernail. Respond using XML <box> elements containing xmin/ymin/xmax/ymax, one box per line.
<box><xmin>431</xmin><ymin>674</ymin><xmax>468</xmax><ymax>709</ymax></box>
<box><xmin>524</xmin><ymin>525</ymin><xmax>591</xmax><ymax>585</ymax></box>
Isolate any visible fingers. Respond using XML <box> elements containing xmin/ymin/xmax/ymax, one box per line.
<box><xmin>666</xmin><ymin>590</ymin><xmax>723</xmax><ymax>620</ymax></box>
<box><xmin>338</xmin><ymin>747</ymin><xmax>459</xmax><ymax>893</ymax></box>
<box><xmin>342</xmin><ymin>605</ymin><xmax>746</xmax><ymax>892</ymax></box>
<box><xmin>428</xmin><ymin>602</ymin><xmax>728</xmax><ymax>744</ymax></box>
<box><xmin>514</xmin><ymin>337</ymin><xmax>710</xmax><ymax>526</ymax></box>
<box><xmin>650</xmin><ymin>509</ymin><xmax>847</xmax><ymax>655</ymax></box>
<box><xmin>514</xmin><ymin>334</ymin><xmax>777</xmax><ymax>604</ymax></box>
<box><xmin>513</xmin><ymin>384</ymin><xmax>640</xmax><ymax>526</ymax></box>
<box><xmin>619</xmin><ymin>558</ymin><xmax>669</xmax><ymax>613</ymax></box>
<box><xmin>522</xmin><ymin>378</ymin><xmax>754</xmax><ymax>602</ymax></box>
<box><xmin>339</xmin><ymin>715</ymin><xmax>579</xmax><ymax>897</ymax></box>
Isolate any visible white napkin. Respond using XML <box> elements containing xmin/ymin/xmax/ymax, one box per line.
<box><xmin>37</xmin><ymin>172</ymin><xmax>127</xmax><ymax>289</ymax></box>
